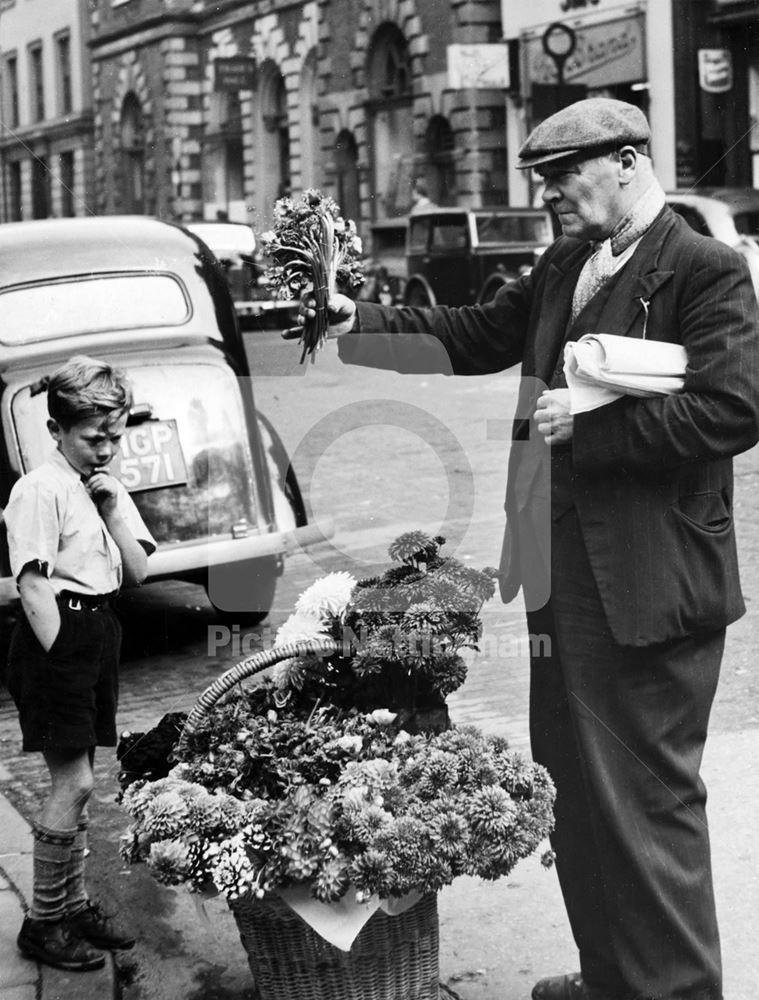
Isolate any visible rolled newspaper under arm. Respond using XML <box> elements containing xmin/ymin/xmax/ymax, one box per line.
<box><xmin>564</xmin><ymin>333</ymin><xmax>688</xmax><ymax>414</ymax></box>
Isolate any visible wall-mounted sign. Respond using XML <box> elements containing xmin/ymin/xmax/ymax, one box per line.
<box><xmin>502</xmin><ymin>0</ymin><xmax>640</xmax><ymax>39</ymax></box>
<box><xmin>214</xmin><ymin>57</ymin><xmax>256</xmax><ymax>92</ymax></box>
<box><xmin>698</xmin><ymin>49</ymin><xmax>733</xmax><ymax>93</ymax></box>
<box><xmin>447</xmin><ymin>43</ymin><xmax>510</xmax><ymax>89</ymax></box>
<box><xmin>524</xmin><ymin>13</ymin><xmax>644</xmax><ymax>88</ymax></box>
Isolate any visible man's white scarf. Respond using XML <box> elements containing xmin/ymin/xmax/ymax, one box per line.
<box><xmin>571</xmin><ymin>178</ymin><xmax>666</xmax><ymax>320</ymax></box>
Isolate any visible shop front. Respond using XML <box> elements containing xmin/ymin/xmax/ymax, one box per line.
<box><xmin>502</xmin><ymin>0</ymin><xmax>659</xmax><ymax>205</ymax></box>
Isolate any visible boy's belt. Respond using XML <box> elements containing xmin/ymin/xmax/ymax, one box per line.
<box><xmin>57</xmin><ymin>590</ymin><xmax>117</xmax><ymax>612</ymax></box>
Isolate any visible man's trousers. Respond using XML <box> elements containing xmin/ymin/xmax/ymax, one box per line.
<box><xmin>526</xmin><ymin>506</ymin><xmax>724</xmax><ymax>1000</ymax></box>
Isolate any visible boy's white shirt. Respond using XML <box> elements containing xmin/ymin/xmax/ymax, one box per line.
<box><xmin>5</xmin><ymin>447</ymin><xmax>155</xmax><ymax>596</ymax></box>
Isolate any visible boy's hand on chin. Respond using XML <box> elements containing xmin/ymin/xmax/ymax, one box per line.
<box><xmin>85</xmin><ymin>468</ymin><xmax>119</xmax><ymax>516</ymax></box>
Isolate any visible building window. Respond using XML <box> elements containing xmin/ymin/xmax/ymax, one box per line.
<box><xmin>260</xmin><ymin>67</ymin><xmax>290</xmax><ymax>215</ymax></box>
<box><xmin>8</xmin><ymin>161</ymin><xmax>22</xmax><ymax>220</ymax></box>
<box><xmin>424</xmin><ymin>115</ymin><xmax>457</xmax><ymax>206</ymax></box>
<box><xmin>334</xmin><ymin>130</ymin><xmax>360</xmax><ymax>224</ymax></box>
<box><xmin>299</xmin><ymin>48</ymin><xmax>320</xmax><ymax>190</ymax></box>
<box><xmin>29</xmin><ymin>43</ymin><xmax>44</xmax><ymax>122</ymax></box>
<box><xmin>31</xmin><ymin>156</ymin><xmax>50</xmax><ymax>218</ymax></box>
<box><xmin>201</xmin><ymin>89</ymin><xmax>246</xmax><ymax>220</ymax></box>
<box><xmin>120</xmin><ymin>92</ymin><xmax>145</xmax><ymax>213</ymax></box>
<box><xmin>60</xmin><ymin>151</ymin><xmax>75</xmax><ymax>216</ymax></box>
<box><xmin>366</xmin><ymin>24</ymin><xmax>413</xmax><ymax>219</ymax></box>
<box><xmin>3</xmin><ymin>54</ymin><xmax>19</xmax><ymax>127</ymax></box>
<box><xmin>56</xmin><ymin>32</ymin><xmax>72</xmax><ymax>115</ymax></box>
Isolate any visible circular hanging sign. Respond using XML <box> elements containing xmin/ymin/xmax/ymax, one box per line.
<box><xmin>542</xmin><ymin>22</ymin><xmax>577</xmax><ymax>61</ymax></box>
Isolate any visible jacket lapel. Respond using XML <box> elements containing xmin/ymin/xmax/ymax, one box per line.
<box><xmin>532</xmin><ymin>242</ymin><xmax>589</xmax><ymax>382</ymax></box>
<box><xmin>579</xmin><ymin>209</ymin><xmax>676</xmax><ymax>340</ymax></box>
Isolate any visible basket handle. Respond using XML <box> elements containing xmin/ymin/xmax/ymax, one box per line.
<box><xmin>179</xmin><ymin>637</ymin><xmax>340</xmax><ymax>745</ymax></box>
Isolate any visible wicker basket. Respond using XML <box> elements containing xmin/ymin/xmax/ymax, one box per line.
<box><xmin>229</xmin><ymin>891</ymin><xmax>440</xmax><ymax>1000</ymax></box>
<box><xmin>180</xmin><ymin>639</ymin><xmax>443</xmax><ymax>999</ymax></box>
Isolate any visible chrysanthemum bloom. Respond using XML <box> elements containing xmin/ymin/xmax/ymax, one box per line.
<box><xmin>274</xmin><ymin>611</ymin><xmax>327</xmax><ymax>646</ymax></box>
<box><xmin>143</xmin><ymin>791</ymin><xmax>191</xmax><ymax>838</ymax></box>
<box><xmin>295</xmin><ymin>571</ymin><xmax>356</xmax><ymax>619</ymax></box>
<box><xmin>387</xmin><ymin>530</ymin><xmax>438</xmax><ymax>564</ymax></box>
<box><xmin>148</xmin><ymin>839</ymin><xmax>192</xmax><ymax>884</ymax></box>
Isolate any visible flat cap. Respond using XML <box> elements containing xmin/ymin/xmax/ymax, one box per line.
<box><xmin>517</xmin><ymin>97</ymin><xmax>651</xmax><ymax>170</ymax></box>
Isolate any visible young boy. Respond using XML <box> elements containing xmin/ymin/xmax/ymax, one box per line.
<box><xmin>4</xmin><ymin>355</ymin><xmax>155</xmax><ymax>972</ymax></box>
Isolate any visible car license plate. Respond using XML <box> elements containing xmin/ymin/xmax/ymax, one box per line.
<box><xmin>115</xmin><ymin>419</ymin><xmax>189</xmax><ymax>492</ymax></box>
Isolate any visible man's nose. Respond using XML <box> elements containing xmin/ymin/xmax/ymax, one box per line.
<box><xmin>541</xmin><ymin>181</ymin><xmax>559</xmax><ymax>203</ymax></box>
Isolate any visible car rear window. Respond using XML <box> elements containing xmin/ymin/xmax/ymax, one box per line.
<box><xmin>0</xmin><ymin>273</ymin><xmax>190</xmax><ymax>345</ymax></box>
<box><xmin>475</xmin><ymin>214</ymin><xmax>552</xmax><ymax>244</ymax></box>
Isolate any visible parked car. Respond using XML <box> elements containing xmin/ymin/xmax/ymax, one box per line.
<box><xmin>0</xmin><ymin>216</ymin><xmax>327</xmax><ymax>624</ymax></box>
<box><xmin>665</xmin><ymin>188</ymin><xmax>759</xmax><ymax>297</ymax></box>
<box><xmin>185</xmin><ymin>220</ymin><xmax>299</xmax><ymax>331</ymax></box>
<box><xmin>402</xmin><ymin>206</ymin><xmax>554</xmax><ymax>307</ymax></box>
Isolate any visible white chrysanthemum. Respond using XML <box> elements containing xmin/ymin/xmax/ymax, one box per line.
<box><xmin>206</xmin><ymin>833</ymin><xmax>257</xmax><ymax>900</ymax></box>
<box><xmin>274</xmin><ymin>611</ymin><xmax>327</xmax><ymax>646</ymax></box>
<box><xmin>368</xmin><ymin>709</ymin><xmax>397</xmax><ymax>726</ymax></box>
<box><xmin>294</xmin><ymin>571</ymin><xmax>356</xmax><ymax>620</ymax></box>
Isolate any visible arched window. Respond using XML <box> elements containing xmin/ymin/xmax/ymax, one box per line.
<box><xmin>367</xmin><ymin>23</ymin><xmax>411</xmax><ymax>100</ymax></box>
<box><xmin>334</xmin><ymin>129</ymin><xmax>360</xmax><ymax>223</ymax></box>
<box><xmin>366</xmin><ymin>24</ymin><xmax>413</xmax><ymax>220</ymax></box>
<box><xmin>261</xmin><ymin>67</ymin><xmax>290</xmax><ymax>214</ymax></box>
<box><xmin>120</xmin><ymin>92</ymin><xmax>145</xmax><ymax>213</ymax></box>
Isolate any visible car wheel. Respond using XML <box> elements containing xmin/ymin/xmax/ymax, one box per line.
<box><xmin>476</xmin><ymin>274</ymin><xmax>512</xmax><ymax>304</ymax></box>
<box><xmin>405</xmin><ymin>281</ymin><xmax>436</xmax><ymax>308</ymax></box>
<box><xmin>205</xmin><ymin>555</ymin><xmax>280</xmax><ymax>627</ymax></box>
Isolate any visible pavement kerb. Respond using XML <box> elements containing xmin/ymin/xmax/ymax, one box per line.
<box><xmin>0</xmin><ymin>793</ymin><xmax>117</xmax><ymax>1000</ymax></box>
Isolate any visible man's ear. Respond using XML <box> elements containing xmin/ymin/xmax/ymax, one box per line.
<box><xmin>47</xmin><ymin>418</ymin><xmax>61</xmax><ymax>443</ymax></box>
<box><xmin>618</xmin><ymin>146</ymin><xmax>638</xmax><ymax>183</ymax></box>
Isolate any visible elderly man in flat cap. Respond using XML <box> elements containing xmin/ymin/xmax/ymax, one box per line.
<box><xmin>294</xmin><ymin>98</ymin><xmax>759</xmax><ymax>1000</ymax></box>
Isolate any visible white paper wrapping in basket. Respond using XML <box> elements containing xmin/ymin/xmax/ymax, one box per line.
<box><xmin>564</xmin><ymin>334</ymin><xmax>688</xmax><ymax>414</ymax></box>
<box><xmin>277</xmin><ymin>884</ymin><xmax>423</xmax><ymax>951</ymax></box>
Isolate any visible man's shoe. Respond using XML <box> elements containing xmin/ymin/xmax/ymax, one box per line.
<box><xmin>17</xmin><ymin>916</ymin><xmax>106</xmax><ymax>971</ymax></box>
<box><xmin>67</xmin><ymin>900</ymin><xmax>135</xmax><ymax>950</ymax></box>
<box><xmin>532</xmin><ymin>973</ymin><xmax>585</xmax><ymax>1000</ymax></box>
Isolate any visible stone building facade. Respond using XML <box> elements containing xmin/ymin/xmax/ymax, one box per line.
<box><xmin>86</xmin><ymin>0</ymin><xmax>511</xmax><ymax>245</ymax></box>
<box><xmin>0</xmin><ymin>0</ymin><xmax>94</xmax><ymax>221</ymax></box>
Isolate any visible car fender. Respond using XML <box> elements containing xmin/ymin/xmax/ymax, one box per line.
<box><xmin>256</xmin><ymin>410</ymin><xmax>307</xmax><ymax>530</ymax></box>
<box><xmin>403</xmin><ymin>274</ymin><xmax>437</xmax><ymax>307</ymax></box>
<box><xmin>477</xmin><ymin>271</ymin><xmax>516</xmax><ymax>305</ymax></box>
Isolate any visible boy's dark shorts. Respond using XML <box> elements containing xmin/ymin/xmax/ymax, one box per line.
<box><xmin>6</xmin><ymin>597</ymin><xmax>122</xmax><ymax>752</ymax></box>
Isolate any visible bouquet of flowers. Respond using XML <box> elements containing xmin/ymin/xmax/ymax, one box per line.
<box><xmin>260</xmin><ymin>189</ymin><xmax>365</xmax><ymax>363</ymax></box>
<box><xmin>119</xmin><ymin>531</ymin><xmax>555</xmax><ymax>916</ymax></box>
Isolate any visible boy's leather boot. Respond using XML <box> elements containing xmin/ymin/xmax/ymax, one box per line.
<box><xmin>18</xmin><ymin>915</ymin><xmax>105</xmax><ymax>971</ymax></box>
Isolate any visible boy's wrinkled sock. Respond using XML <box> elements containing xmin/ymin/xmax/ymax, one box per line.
<box><xmin>64</xmin><ymin>819</ymin><xmax>89</xmax><ymax>915</ymax></box>
<box><xmin>30</xmin><ymin>823</ymin><xmax>77</xmax><ymax>922</ymax></box>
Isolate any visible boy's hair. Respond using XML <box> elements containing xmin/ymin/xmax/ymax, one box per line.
<box><xmin>47</xmin><ymin>355</ymin><xmax>133</xmax><ymax>428</ymax></box>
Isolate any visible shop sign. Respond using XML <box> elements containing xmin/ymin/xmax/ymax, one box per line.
<box><xmin>447</xmin><ymin>44</ymin><xmax>510</xmax><ymax>89</ymax></box>
<box><xmin>214</xmin><ymin>57</ymin><xmax>256</xmax><ymax>92</ymax></box>
<box><xmin>698</xmin><ymin>49</ymin><xmax>733</xmax><ymax>93</ymax></box>
<box><xmin>502</xmin><ymin>0</ymin><xmax>639</xmax><ymax>39</ymax></box>
<box><xmin>524</xmin><ymin>13</ymin><xmax>644</xmax><ymax>88</ymax></box>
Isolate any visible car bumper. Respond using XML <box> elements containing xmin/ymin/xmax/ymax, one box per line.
<box><xmin>0</xmin><ymin>520</ymin><xmax>334</xmax><ymax>605</ymax></box>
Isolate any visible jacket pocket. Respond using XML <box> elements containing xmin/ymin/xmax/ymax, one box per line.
<box><xmin>670</xmin><ymin>491</ymin><xmax>732</xmax><ymax>533</ymax></box>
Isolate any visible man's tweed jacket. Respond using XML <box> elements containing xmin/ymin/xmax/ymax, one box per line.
<box><xmin>341</xmin><ymin>206</ymin><xmax>759</xmax><ymax>646</ymax></box>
